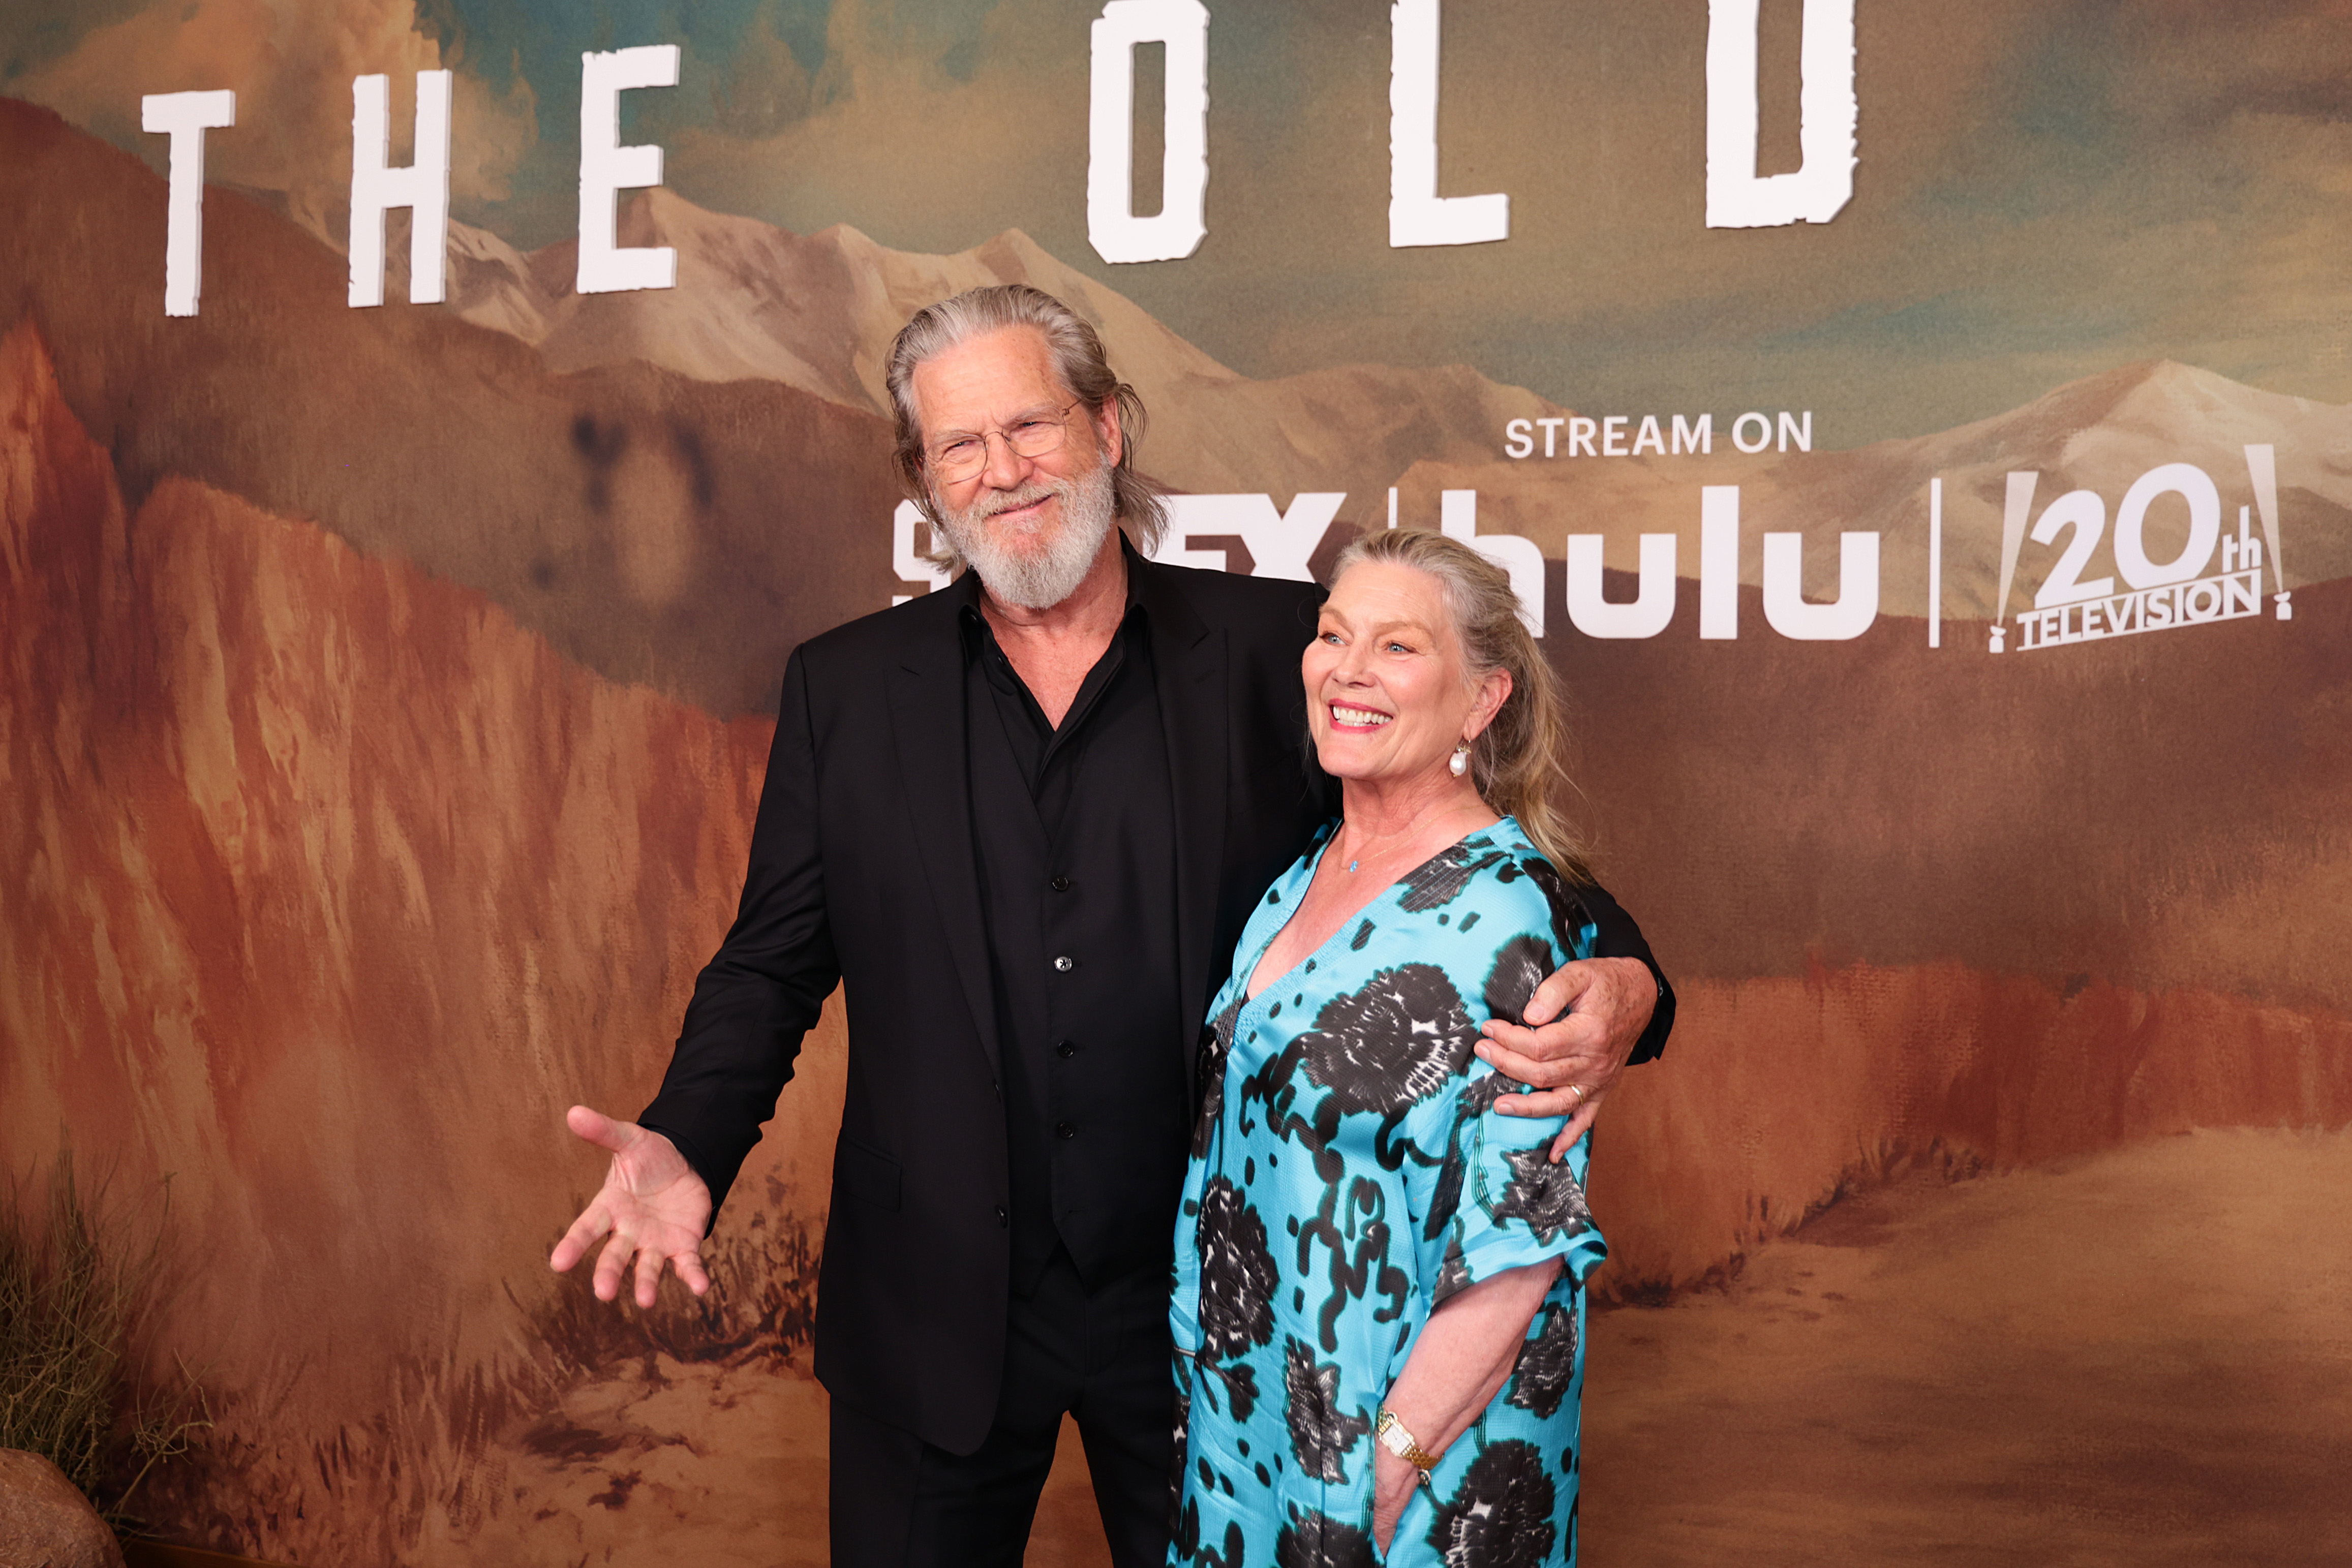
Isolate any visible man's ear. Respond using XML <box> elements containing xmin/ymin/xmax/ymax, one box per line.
<box><xmin>1092</xmin><ymin>395</ymin><xmax>1125</xmax><ymax>469</ymax></box>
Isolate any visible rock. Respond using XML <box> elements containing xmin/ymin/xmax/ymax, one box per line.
<box><xmin>0</xmin><ymin>1449</ymin><xmax>125</xmax><ymax>1568</ymax></box>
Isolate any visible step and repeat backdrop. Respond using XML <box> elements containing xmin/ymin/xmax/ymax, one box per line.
<box><xmin>3</xmin><ymin>2</ymin><xmax>2347</xmax><ymax>1564</ymax></box>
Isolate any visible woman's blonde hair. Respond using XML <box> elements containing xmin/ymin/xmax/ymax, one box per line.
<box><xmin>1331</xmin><ymin>528</ymin><xmax>1593</xmax><ymax>884</ymax></box>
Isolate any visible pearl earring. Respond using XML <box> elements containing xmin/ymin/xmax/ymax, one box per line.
<box><xmin>1449</xmin><ymin>743</ymin><xmax>1470</xmax><ymax>778</ymax></box>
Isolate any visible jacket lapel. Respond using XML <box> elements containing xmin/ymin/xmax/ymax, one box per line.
<box><xmin>886</xmin><ymin>585</ymin><xmax>1004</xmax><ymax>1078</ymax></box>
<box><xmin>1135</xmin><ymin>556</ymin><xmax>1230</xmax><ymax>1062</ymax></box>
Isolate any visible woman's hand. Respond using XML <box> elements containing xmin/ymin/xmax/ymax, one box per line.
<box><xmin>1372</xmin><ymin>1446</ymin><xmax>1419</xmax><ymax>1553</ymax></box>
<box><xmin>1371</xmin><ymin>1259</ymin><xmax>1562</xmax><ymax>1552</ymax></box>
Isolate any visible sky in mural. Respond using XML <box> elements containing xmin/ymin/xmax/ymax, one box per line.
<box><xmin>6</xmin><ymin>0</ymin><xmax>2350</xmax><ymax>443</ymax></box>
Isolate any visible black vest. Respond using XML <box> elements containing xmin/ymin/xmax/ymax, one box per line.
<box><xmin>963</xmin><ymin>599</ymin><xmax>1188</xmax><ymax>1292</ymax></box>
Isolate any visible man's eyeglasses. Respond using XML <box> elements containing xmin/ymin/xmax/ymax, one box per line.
<box><xmin>926</xmin><ymin>400</ymin><xmax>1087</xmax><ymax>483</ymax></box>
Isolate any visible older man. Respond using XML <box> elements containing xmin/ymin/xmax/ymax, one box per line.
<box><xmin>550</xmin><ymin>286</ymin><xmax>1673</xmax><ymax>1567</ymax></box>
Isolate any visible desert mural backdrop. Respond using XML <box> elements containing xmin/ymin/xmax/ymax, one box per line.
<box><xmin>2</xmin><ymin>2</ymin><xmax>2348</xmax><ymax>1564</ymax></box>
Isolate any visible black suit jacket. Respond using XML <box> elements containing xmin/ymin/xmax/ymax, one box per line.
<box><xmin>639</xmin><ymin>555</ymin><xmax>1673</xmax><ymax>1453</ymax></box>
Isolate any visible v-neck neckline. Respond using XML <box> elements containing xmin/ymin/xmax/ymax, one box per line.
<box><xmin>1239</xmin><ymin>821</ymin><xmax>1503</xmax><ymax>1005</ymax></box>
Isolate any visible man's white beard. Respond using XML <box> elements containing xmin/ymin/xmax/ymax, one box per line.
<box><xmin>933</xmin><ymin>460</ymin><xmax>1118</xmax><ymax>611</ymax></box>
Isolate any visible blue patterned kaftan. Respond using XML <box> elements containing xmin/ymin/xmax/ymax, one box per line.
<box><xmin>1169</xmin><ymin>818</ymin><xmax>1607</xmax><ymax>1568</ymax></box>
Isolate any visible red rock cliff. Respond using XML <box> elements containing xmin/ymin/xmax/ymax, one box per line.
<box><xmin>0</xmin><ymin>318</ymin><xmax>848</xmax><ymax>1559</ymax></box>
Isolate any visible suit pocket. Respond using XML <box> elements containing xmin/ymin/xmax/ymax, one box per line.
<box><xmin>832</xmin><ymin>1133</ymin><xmax>903</xmax><ymax>1212</ymax></box>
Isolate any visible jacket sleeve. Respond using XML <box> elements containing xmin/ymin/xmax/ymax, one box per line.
<box><xmin>638</xmin><ymin>646</ymin><xmax>840</xmax><ymax>1213</ymax></box>
<box><xmin>1575</xmin><ymin>876</ymin><xmax>1677</xmax><ymax>1065</ymax></box>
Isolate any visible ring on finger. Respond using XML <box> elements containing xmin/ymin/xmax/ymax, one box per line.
<box><xmin>1567</xmin><ymin>1084</ymin><xmax>1587</xmax><ymax>1103</ymax></box>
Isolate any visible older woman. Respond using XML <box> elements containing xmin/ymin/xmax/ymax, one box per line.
<box><xmin>1169</xmin><ymin>529</ymin><xmax>1610</xmax><ymax>1568</ymax></box>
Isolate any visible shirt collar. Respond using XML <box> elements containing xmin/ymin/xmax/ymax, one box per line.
<box><xmin>955</xmin><ymin>535</ymin><xmax>1153</xmax><ymax>654</ymax></box>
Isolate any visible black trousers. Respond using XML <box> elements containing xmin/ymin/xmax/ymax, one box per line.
<box><xmin>830</xmin><ymin>1247</ymin><xmax>1175</xmax><ymax>1568</ymax></box>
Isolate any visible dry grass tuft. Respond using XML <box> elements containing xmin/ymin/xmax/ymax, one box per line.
<box><xmin>0</xmin><ymin>1149</ymin><xmax>210</xmax><ymax>1529</ymax></box>
<box><xmin>528</xmin><ymin>1203</ymin><xmax>822</xmax><ymax>1380</ymax></box>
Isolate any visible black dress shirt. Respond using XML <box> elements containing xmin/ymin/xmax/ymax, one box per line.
<box><xmin>961</xmin><ymin>582</ymin><xmax>1188</xmax><ymax>1294</ymax></box>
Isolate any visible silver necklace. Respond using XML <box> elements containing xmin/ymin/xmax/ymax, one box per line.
<box><xmin>1340</xmin><ymin>802</ymin><xmax>1482</xmax><ymax>873</ymax></box>
<box><xmin>1339</xmin><ymin>823</ymin><xmax>1418</xmax><ymax>874</ymax></box>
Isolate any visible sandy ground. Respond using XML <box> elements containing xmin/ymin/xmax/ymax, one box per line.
<box><xmin>466</xmin><ymin>1128</ymin><xmax>2349</xmax><ymax>1566</ymax></box>
<box><xmin>1580</xmin><ymin>1127</ymin><xmax>2352</xmax><ymax>1567</ymax></box>
<box><xmin>460</xmin><ymin>1357</ymin><xmax>1111</xmax><ymax>1566</ymax></box>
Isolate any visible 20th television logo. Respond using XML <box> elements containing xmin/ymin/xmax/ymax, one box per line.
<box><xmin>1991</xmin><ymin>444</ymin><xmax>2291</xmax><ymax>655</ymax></box>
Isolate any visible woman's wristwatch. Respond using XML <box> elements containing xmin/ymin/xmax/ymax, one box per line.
<box><xmin>1374</xmin><ymin>1407</ymin><xmax>1441</xmax><ymax>1486</ymax></box>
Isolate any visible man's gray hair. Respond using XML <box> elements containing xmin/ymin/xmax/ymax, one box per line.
<box><xmin>885</xmin><ymin>284</ymin><xmax>1167</xmax><ymax>566</ymax></box>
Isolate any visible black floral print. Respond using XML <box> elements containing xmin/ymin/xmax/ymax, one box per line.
<box><xmin>1197</xmin><ymin>1177</ymin><xmax>1278</xmax><ymax>1360</ymax></box>
<box><xmin>1482</xmin><ymin>933</ymin><xmax>1555</xmax><ymax>1029</ymax></box>
<box><xmin>1507</xmin><ymin>1302</ymin><xmax>1580</xmax><ymax>1420</ymax></box>
<box><xmin>1425</xmin><ymin>1439</ymin><xmax>1557</xmax><ymax>1568</ymax></box>
<box><xmin>1432</xmin><ymin>1227</ymin><xmax>1474</xmax><ymax>1306</ymax></box>
<box><xmin>1518</xmin><ymin>856</ymin><xmax>1595</xmax><ymax>972</ymax></box>
<box><xmin>1193</xmin><ymin>996</ymin><xmax>1245</xmax><ymax>1158</ymax></box>
<box><xmin>1295</xmin><ymin>964</ymin><xmax>1479</xmax><ymax>1116</ymax></box>
<box><xmin>1491</xmin><ymin>1144</ymin><xmax>1594</xmax><ymax>1244</ymax></box>
<box><xmin>1275</xmin><ymin>1505</ymin><xmax>1377</xmax><ymax>1568</ymax></box>
<box><xmin>1282</xmin><ymin>1336</ymin><xmax>1371</xmax><ymax>1482</ymax></box>
<box><xmin>1398</xmin><ymin>839</ymin><xmax>1510</xmax><ymax>912</ymax></box>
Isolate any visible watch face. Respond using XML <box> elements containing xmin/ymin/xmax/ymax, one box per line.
<box><xmin>1376</xmin><ymin>1410</ymin><xmax>1433</xmax><ymax>1468</ymax></box>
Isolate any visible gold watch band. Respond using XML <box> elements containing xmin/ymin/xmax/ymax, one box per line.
<box><xmin>1373</xmin><ymin>1407</ymin><xmax>1441</xmax><ymax>1474</ymax></box>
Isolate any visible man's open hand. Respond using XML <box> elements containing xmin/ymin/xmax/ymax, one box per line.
<box><xmin>1475</xmin><ymin>956</ymin><xmax>1656</xmax><ymax>1160</ymax></box>
<box><xmin>549</xmin><ymin>1106</ymin><xmax>715</xmax><ymax>1308</ymax></box>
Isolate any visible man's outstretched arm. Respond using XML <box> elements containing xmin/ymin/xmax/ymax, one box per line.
<box><xmin>551</xmin><ymin>649</ymin><xmax>840</xmax><ymax>1306</ymax></box>
<box><xmin>634</xmin><ymin>647</ymin><xmax>842</xmax><ymax>1213</ymax></box>
<box><xmin>1480</xmin><ymin>878</ymin><xmax>1675</xmax><ymax>1158</ymax></box>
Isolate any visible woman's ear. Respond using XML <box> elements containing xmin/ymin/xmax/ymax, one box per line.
<box><xmin>1463</xmin><ymin>668</ymin><xmax>1513</xmax><ymax>741</ymax></box>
